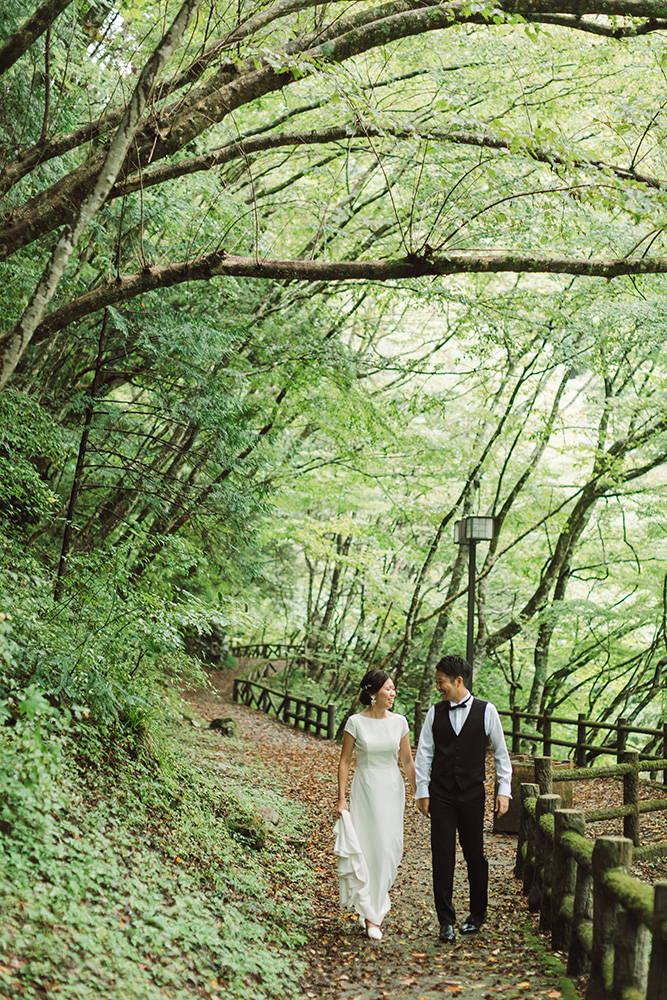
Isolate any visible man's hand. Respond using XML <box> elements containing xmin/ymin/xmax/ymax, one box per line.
<box><xmin>416</xmin><ymin>797</ymin><xmax>430</xmax><ymax>817</ymax></box>
<box><xmin>495</xmin><ymin>794</ymin><xmax>509</xmax><ymax>817</ymax></box>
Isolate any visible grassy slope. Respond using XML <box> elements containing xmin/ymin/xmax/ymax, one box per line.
<box><xmin>0</xmin><ymin>700</ymin><xmax>314</xmax><ymax>1000</ymax></box>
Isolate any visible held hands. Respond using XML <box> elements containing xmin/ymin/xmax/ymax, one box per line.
<box><xmin>416</xmin><ymin>797</ymin><xmax>430</xmax><ymax>817</ymax></box>
<box><xmin>495</xmin><ymin>794</ymin><xmax>510</xmax><ymax>817</ymax></box>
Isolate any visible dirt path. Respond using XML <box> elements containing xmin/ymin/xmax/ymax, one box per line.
<box><xmin>186</xmin><ymin>669</ymin><xmax>578</xmax><ymax>1000</ymax></box>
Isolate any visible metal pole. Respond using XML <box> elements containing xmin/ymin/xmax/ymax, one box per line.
<box><xmin>467</xmin><ymin>538</ymin><xmax>476</xmax><ymax>673</ymax></box>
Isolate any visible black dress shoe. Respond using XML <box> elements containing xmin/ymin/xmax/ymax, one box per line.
<box><xmin>460</xmin><ymin>911</ymin><xmax>487</xmax><ymax>934</ymax></box>
<box><xmin>438</xmin><ymin>923</ymin><xmax>456</xmax><ymax>943</ymax></box>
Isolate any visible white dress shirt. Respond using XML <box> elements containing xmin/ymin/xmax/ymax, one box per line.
<box><xmin>414</xmin><ymin>695</ymin><xmax>512</xmax><ymax>800</ymax></box>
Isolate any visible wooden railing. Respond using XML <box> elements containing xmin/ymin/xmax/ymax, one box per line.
<box><xmin>232</xmin><ymin>677</ymin><xmax>336</xmax><ymax>739</ymax></box>
<box><xmin>516</xmin><ymin>757</ymin><xmax>667</xmax><ymax>999</ymax></box>
<box><xmin>232</xmin><ymin>646</ymin><xmax>666</xmax><ymax>777</ymax></box>
<box><xmin>499</xmin><ymin>708</ymin><xmax>667</xmax><ymax>781</ymax></box>
<box><xmin>231</xmin><ymin>642</ymin><xmax>306</xmax><ymax>660</ymax></box>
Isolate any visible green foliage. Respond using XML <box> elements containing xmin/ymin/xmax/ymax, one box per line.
<box><xmin>0</xmin><ymin>682</ymin><xmax>313</xmax><ymax>1000</ymax></box>
<box><xmin>0</xmin><ymin>389</ymin><xmax>61</xmax><ymax>529</ymax></box>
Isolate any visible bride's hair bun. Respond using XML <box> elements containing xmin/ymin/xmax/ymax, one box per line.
<box><xmin>359</xmin><ymin>668</ymin><xmax>391</xmax><ymax>705</ymax></box>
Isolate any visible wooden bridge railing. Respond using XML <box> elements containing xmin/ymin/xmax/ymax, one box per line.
<box><xmin>231</xmin><ymin>642</ymin><xmax>306</xmax><ymax>660</ymax></box>
<box><xmin>232</xmin><ymin>677</ymin><xmax>336</xmax><ymax>740</ymax></box>
<box><xmin>516</xmin><ymin>757</ymin><xmax>667</xmax><ymax>999</ymax></box>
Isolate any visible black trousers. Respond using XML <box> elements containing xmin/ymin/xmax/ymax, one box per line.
<box><xmin>429</xmin><ymin>785</ymin><xmax>488</xmax><ymax>926</ymax></box>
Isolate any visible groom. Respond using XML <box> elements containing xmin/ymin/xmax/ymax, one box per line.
<box><xmin>414</xmin><ymin>654</ymin><xmax>512</xmax><ymax>943</ymax></box>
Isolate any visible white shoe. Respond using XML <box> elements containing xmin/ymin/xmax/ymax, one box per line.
<box><xmin>366</xmin><ymin>922</ymin><xmax>382</xmax><ymax>940</ymax></box>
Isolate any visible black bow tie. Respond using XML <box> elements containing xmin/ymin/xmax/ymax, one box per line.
<box><xmin>448</xmin><ymin>697</ymin><xmax>471</xmax><ymax>711</ymax></box>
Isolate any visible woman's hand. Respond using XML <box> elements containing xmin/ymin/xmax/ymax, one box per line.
<box><xmin>336</xmin><ymin>798</ymin><xmax>349</xmax><ymax>816</ymax></box>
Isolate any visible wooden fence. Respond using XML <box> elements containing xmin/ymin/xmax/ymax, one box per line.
<box><xmin>499</xmin><ymin>708</ymin><xmax>667</xmax><ymax>779</ymax></box>
<box><xmin>516</xmin><ymin>755</ymin><xmax>667</xmax><ymax>999</ymax></box>
<box><xmin>232</xmin><ymin>677</ymin><xmax>336</xmax><ymax>740</ymax></box>
<box><xmin>231</xmin><ymin>642</ymin><xmax>305</xmax><ymax>660</ymax></box>
<box><xmin>233</xmin><ymin>644</ymin><xmax>666</xmax><ymax>774</ymax></box>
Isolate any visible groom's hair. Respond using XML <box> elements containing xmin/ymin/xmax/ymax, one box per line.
<box><xmin>435</xmin><ymin>654</ymin><xmax>471</xmax><ymax>688</ymax></box>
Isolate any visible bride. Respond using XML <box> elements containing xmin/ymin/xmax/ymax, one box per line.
<box><xmin>334</xmin><ymin>669</ymin><xmax>416</xmax><ymax>940</ymax></box>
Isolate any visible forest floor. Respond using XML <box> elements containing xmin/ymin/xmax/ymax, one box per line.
<box><xmin>184</xmin><ymin>664</ymin><xmax>667</xmax><ymax>1000</ymax></box>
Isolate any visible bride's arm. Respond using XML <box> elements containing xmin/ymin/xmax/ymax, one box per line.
<box><xmin>399</xmin><ymin>732</ymin><xmax>416</xmax><ymax>795</ymax></box>
<box><xmin>336</xmin><ymin>730</ymin><xmax>355</xmax><ymax>814</ymax></box>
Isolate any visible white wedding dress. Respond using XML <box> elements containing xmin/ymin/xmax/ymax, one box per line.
<box><xmin>334</xmin><ymin>712</ymin><xmax>409</xmax><ymax>926</ymax></box>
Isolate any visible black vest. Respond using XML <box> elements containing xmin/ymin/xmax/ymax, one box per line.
<box><xmin>429</xmin><ymin>697</ymin><xmax>488</xmax><ymax>797</ymax></box>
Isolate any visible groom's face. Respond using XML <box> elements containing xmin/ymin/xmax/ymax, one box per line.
<box><xmin>435</xmin><ymin>671</ymin><xmax>464</xmax><ymax>702</ymax></box>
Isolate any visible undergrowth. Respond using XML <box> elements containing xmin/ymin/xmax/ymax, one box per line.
<box><xmin>0</xmin><ymin>686</ymin><xmax>314</xmax><ymax>1000</ymax></box>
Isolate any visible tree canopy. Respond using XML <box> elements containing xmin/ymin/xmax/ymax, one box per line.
<box><xmin>3</xmin><ymin>0</ymin><xmax>667</xmax><ymax>731</ymax></box>
<box><xmin>4</xmin><ymin>0</ymin><xmax>667</xmax><ymax>381</ymax></box>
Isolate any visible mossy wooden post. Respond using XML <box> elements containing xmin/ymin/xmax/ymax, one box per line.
<box><xmin>586</xmin><ymin>836</ymin><xmax>632</xmax><ymax>1000</ymax></box>
<box><xmin>552</xmin><ymin>809</ymin><xmax>586</xmax><ymax>952</ymax></box>
<box><xmin>517</xmin><ymin>781</ymin><xmax>538</xmax><ymax>884</ymax></box>
<box><xmin>568</xmin><ymin>854</ymin><xmax>593</xmax><ymax>979</ymax></box>
<box><xmin>621</xmin><ymin>751</ymin><xmax>640</xmax><ymax>847</ymax></box>
<box><xmin>233</xmin><ymin>677</ymin><xmax>240</xmax><ymax>702</ymax></box>
<box><xmin>282</xmin><ymin>694</ymin><xmax>291</xmax><ymax>725</ymax></box>
<box><xmin>304</xmin><ymin>696</ymin><xmax>313</xmax><ymax>733</ymax></box>
<box><xmin>327</xmin><ymin>703</ymin><xmax>335</xmax><ymax>740</ymax></box>
<box><xmin>611</xmin><ymin>909</ymin><xmax>649</xmax><ymax>1000</ymax></box>
<box><xmin>533</xmin><ymin>793</ymin><xmax>561</xmax><ymax>929</ymax></box>
<box><xmin>646</xmin><ymin>881</ymin><xmax>667</xmax><ymax>999</ymax></box>
<box><xmin>535</xmin><ymin>756</ymin><xmax>553</xmax><ymax>794</ymax></box>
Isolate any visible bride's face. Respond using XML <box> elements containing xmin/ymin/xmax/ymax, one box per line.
<box><xmin>375</xmin><ymin>678</ymin><xmax>396</xmax><ymax>710</ymax></box>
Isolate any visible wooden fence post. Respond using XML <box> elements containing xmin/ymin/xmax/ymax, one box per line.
<box><xmin>543</xmin><ymin>715</ymin><xmax>552</xmax><ymax>758</ymax></box>
<box><xmin>535</xmin><ymin>756</ymin><xmax>553</xmax><ymax>794</ymax></box>
<box><xmin>233</xmin><ymin>677</ymin><xmax>240</xmax><ymax>701</ymax></box>
<box><xmin>552</xmin><ymin>809</ymin><xmax>586</xmax><ymax>952</ymax></box>
<box><xmin>567</xmin><ymin>852</ymin><xmax>593</xmax><ymax>979</ymax></box>
<box><xmin>532</xmin><ymin>793</ymin><xmax>561</xmax><ymax>929</ymax></box>
<box><xmin>616</xmin><ymin>717</ymin><xmax>627</xmax><ymax>761</ymax></box>
<box><xmin>517</xmin><ymin>782</ymin><xmax>539</xmax><ymax>886</ymax></box>
<box><xmin>304</xmin><ymin>696</ymin><xmax>313</xmax><ymax>733</ymax></box>
<box><xmin>611</xmin><ymin>908</ymin><xmax>650</xmax><ymax>1000</ymax></box>
<box><xmin>646</xmin><ymin>881</ymin><xmax>667</xmax><ymax>999</ymax></box>
<box><xmin>414</xmin><ymin>701</ymin><xmax>423</xmax><ymax>747</ymax></box>
<box><xmin>587</xmin><ymin>836</ymin><xmax>633</xmax><ymax>1000</ymax></box>
<box><xmin>621</xmin><ymin>751</ymin><xmax>640</xmax><ymax>848</ymax></box>
<box><xmin>577</xmin><ymin>714</ymin><xmax>587</xmax><ymax>768</ymax></box>
<box><xmin>512</xmin><ymin>706</ymin><xmax>520</xmax><ymax>753</ymax></box>
<box><xmin>282</xmin><ymin>695</ymin><xmax>291</xmax><ymax>725</ymax></box>
<box><xmin>663</xmin><ymin>723</ymin><xmax>667</xmax><ymax>788</ymax></box>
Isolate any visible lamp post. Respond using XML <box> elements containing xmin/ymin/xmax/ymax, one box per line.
<box><xmin>454</xmin><ymin>515</ymin><xmax>495</xmax><ymax>674</ymax></box>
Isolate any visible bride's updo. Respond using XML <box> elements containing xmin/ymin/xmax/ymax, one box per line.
<box><xmin>359</xmin><ymin>669</ymin><xmax>391</xmax><ymax>706</ymax></box>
